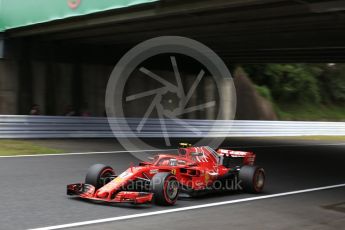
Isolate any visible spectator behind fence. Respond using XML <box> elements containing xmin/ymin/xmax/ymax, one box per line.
<box><xmin>80</xmin><ymin>102</ymin><xmax>91</xmax><ymax>117</ymax></box>
<box><xmin>64</xmin><ymin>105</ymin><xmax>76</xmax><ymax>116</ymax></box>
<box><xmin>29</xmin><ymin>104</ymin><xmax>40</xmax><ymax>115</ymax></box>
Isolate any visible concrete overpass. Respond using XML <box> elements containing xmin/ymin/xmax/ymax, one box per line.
<box><xmin>1</xmin><ymin>0</ymin><xmax>345</xmax><ymax>115</ymax></box>
<box><xmin>3</xmin><ymin>0</ymin><xmax>345</xmax><ymax>62</ymax></box>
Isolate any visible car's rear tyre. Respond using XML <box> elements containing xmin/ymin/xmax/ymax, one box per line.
<box><xmin>150</xmin><ymin>172</ymin><xmax>179</xmax><ymax>206</ymax></box>
<box><xmin>239</xmin><ymin>165</ymin><xmax>265</xmax><ymax>193</ymax></box>
<box><xmin>85</xmin><ymin>164</ymin><xmax>114</xmax><ymax>189</ymax></box>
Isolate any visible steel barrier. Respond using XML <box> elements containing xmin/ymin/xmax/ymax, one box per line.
<box><xmin>0</xmin><ymin>115</ymin><xmax>344</xmax><ymax>138</ymax></box>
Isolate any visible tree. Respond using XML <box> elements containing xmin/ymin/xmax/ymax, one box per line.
<box><xmin>243</xmin><ymin>64</ymin><xmax>321</xmax><ymax>104</ymax></box>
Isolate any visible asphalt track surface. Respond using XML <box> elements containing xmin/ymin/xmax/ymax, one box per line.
<box><xmin>0</xmin><ymin>139</ymin><xmax>344</xmax><ymax>229</ymax></box>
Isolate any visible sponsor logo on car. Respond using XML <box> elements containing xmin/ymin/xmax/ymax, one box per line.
<box><xmin>67</xmin><ymin>0</ymin><xmax>81</xmax><ymax>9</ymax></box>
<box><xmin>149</xmin><ymin>169</ymin><xmax>158</xmax><ymax>174</ymax></box>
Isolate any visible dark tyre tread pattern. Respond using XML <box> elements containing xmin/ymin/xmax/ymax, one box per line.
<box><xmin>85</xmin><ymin>164</ymin><xmax>114</xmax><ymax>189</ymax></box>
<box><xmin>239</xmin><ymin>165</ymin><xmax>265</xmax><ymax>193</ymax></box>
<box><xmin>150</xmin><ymin>172</ymin><xmax>179</xmax><ymax>206</ymax></box>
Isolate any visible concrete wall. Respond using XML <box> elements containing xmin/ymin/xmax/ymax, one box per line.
<box><xmin>82</xmin><ymin>64</ymin><xmax>112</xmax><ymax>116</ymax></box>
<box><xmin>0</xmin><ymin>59</ymin><xmax>112</xmax><ymax>116</ymax></box>
<box><xmin>0</xmin><ymin>60</ymin><xmax>19</xmax><ymax>114</ymax></box>
<box><xmin>0</xmin><ymin>59</ymin><xmax>275</xmax><ymax>119</ymax></box>
<box><xmin>121</xmin><ymin>70</ymin><xmax>224</xmax><ymax>120</ymax></box>
<box><xmin>0</xmin><ymin>38</ymin><xmax>240</xmax><ymax>118</ymax></box>
<box><xmin>0</xmin><ymin>40</ymin><xmax>275</xmax><ymax>119</ymax></box>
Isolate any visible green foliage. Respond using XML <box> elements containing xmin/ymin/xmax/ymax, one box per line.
<box><xmin>242</xmin><ymin>63</ymin><xmax>345</xmax><ymax>121</ymax></box>
<box><xmin>275</xmin><ymin>103</ymin><xmax>345</xmax><ymax>121</ymax></box>
<box><xmin>252</xmin><ymin>64</ymin><xmax>320</xmax><ymax>103</ymax></box>
<box><xmin>317</xmin><ymin>64</ymin><xmax>345</xmax><ymax>103</ymax></box>
<box><xmin>244</xmin><ymin>63</ymin><xmax>345</xmax><ymax>105</ymax></box>
<box><xmin>254</xmin><ymin>85</ymin><xmax>272</xmax><ymax>101</ymax></box>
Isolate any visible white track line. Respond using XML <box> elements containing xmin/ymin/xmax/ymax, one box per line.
<box><xmin>0</xmin><ymin>149</ymin><xmax>175</xmax><ymax>158</ymax></box>
<box><xmin>29</xmin><ymin>183</ymin><xmax>345</xmax><ymax>230</ymax></box>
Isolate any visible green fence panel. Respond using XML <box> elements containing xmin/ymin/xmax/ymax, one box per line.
<box><xmin>0</xmin><ymin>0</ymin><xmax>158</xmax><ymax>31</ymax></box>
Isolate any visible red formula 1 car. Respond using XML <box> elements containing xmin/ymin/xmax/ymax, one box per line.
<box><xmin>67</xmin><ymin>143</ymin><xmax>265</xmax><ymax>206</ymax></box>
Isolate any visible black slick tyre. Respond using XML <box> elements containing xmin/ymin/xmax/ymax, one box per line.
<box><xmin>85</xmin><ymin>164</ymin><xmax>114</xmax><ymax>189</ymax></box>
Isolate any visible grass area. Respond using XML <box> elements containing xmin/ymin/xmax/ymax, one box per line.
<box><xmin>276</xmin><ymin>103</ymin><xmax>345</xmax><ymax>121</ymax></box>
<box><xmin>0</xmin><ymin>136</ymin><xmax>343</xmax><ymax>157</ymax></box>
<box><xmin>259</xmin><ymin>136</ymin><xmax>345</xmax><ymax>141</ymax></box>
<box><xmin>0</xmin><ymin>140</ymin><xmax>63</xmax><ymax>156</ymax></box>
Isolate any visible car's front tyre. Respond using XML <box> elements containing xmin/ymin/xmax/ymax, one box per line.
<box><xmin>150</xmin><ymin>172</ymin><xmax>179</xmax><ymax>206</ymax></box>
<box><xmin>85</xmin><ymin>164</ymin><xmax>115</xmax><ymax>189</ymax></box>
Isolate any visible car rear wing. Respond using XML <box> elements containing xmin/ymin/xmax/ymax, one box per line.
<box><xmin>216</xmin><ymin>149</ymin><xmax>256</xmax><ymax>165</ymax></box>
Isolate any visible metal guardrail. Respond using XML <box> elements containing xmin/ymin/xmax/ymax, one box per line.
<box><xmin>0</xmin><ymin>115</ymin><xmax>344</xmax><ymax>138</ymax></box>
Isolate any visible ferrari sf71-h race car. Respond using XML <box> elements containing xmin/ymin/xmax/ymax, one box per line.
<box><xmin>67</xmin><ymin>143</ymin><xmax>265</xmax><ymax>206</ymax></box>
